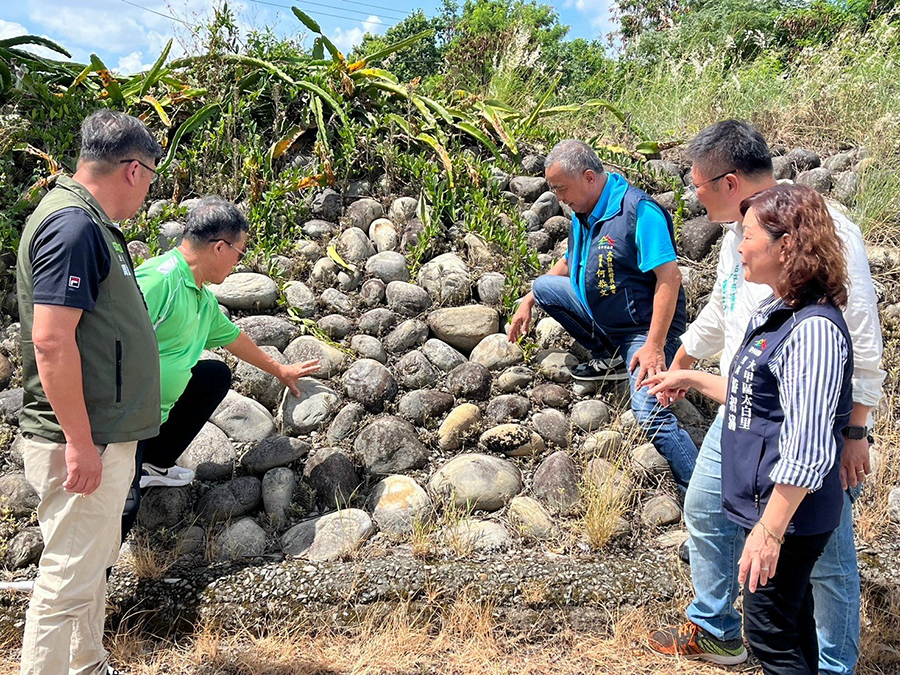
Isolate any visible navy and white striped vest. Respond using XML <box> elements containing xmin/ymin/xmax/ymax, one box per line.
<box><xmin>720</xmin><ymin>300</ymin><xmax>853</xmax><ymax>535</ymax></box>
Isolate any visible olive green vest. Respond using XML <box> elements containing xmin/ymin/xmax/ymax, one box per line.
<box><xmin>17</xmin><ymin>176</ymin><xmax>161</xmax><ymax>444</ymax></box>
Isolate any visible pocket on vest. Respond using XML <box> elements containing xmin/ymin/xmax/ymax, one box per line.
<box><xmin>622</xmin><ymin>288</ymin><xmax>641</xmax><ymax>326</ymax></box>
<box><xmin>115</xmin><ymin>339</ymin><xmax>123</xmax><ymax>404</ymax></box>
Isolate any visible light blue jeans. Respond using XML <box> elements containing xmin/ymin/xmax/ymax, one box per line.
<box><xmin>618</xmin><ymin>333</ymin><xmax>698</xmax><ymax>491</ymax></box>
<box><xmin>685</xmin><ymin>414</ymin><xmax>861</xmax><ymax>674</ymax></box>
<box><xmin>532</xmin><ymin>275</ymin><xmax>697</xmax><ymax>489</ymax></box>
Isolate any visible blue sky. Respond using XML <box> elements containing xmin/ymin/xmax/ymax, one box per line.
<box><xmin>0</xmin><ymin>0</ymin><xmax>615</xmax><ymax>74</ymax></box>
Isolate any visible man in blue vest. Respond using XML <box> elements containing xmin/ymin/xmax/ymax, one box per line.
<box><xmin>508</xmin><ymin>139</ymin><xmax>697</xmax><ymax>489</ymax></box>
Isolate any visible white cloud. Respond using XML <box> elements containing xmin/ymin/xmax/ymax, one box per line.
<box><xmin>565</xmin><ymin>0</ymin><xmax>614</xmax><ymax>31</ymax></box>
<box><xmin>116</xmin><ymin>51</ymin><xmax>149</xmax><ymax>74</ymax></box>
<box><xmin>332</xmin><ymin>15</ymin><xmax>383</xmax><ymax>53</ymax></box>
<box><xmin>0</xmin><ymin>17</ymin><xmax>77</xmax><ymax>60</ymax></box>
<box><xmin>0</xmin><ymin>19</ymin><xmax>29</xmax><ymax>41</ymax></box>
<box><xmin>22</xmin><ymin>0</ymin><xmax>255</xmax><ymax>63</ymax></box>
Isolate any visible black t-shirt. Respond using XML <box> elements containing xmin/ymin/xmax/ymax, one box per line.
<box><xmin>30</xmin><ymin>207</ymin><xmax>111</xmax><ymax>312</ymax></box>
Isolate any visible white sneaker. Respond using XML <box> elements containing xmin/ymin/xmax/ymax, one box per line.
<box><xmin>140</xmin><ymin>463</ymin><xmax>195</xmax><ymax>488</ymax></box>
<box><xmin>0</xmin><ymin>580</ymin><xmax>35</xmax><ymax>593</ymax></box>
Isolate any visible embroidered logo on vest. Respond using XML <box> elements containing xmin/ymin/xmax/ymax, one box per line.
<box><xmin>595</xmin><ymin>235</ymin><xmax>616</xmax><ymax>297</ymax></box>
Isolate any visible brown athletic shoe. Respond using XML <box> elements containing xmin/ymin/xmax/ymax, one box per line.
<box><xmin>648</xmin><ymin>621</ymin><xmax>748</xmax><ymax>665</ymax></box>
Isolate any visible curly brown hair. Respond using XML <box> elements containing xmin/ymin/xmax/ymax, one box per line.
<box><xmin>740</xmin><ymin>184</ymin><xmax>848</xmax><ymax>308</ymax></box>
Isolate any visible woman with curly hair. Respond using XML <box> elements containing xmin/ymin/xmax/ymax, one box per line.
<box><xmin>645</xmin><ymin>183</ymin><xmax>853</xmax><ymax>675</ymax></box>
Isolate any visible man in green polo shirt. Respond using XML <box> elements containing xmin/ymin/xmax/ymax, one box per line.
<box><xmin>120</xmin><ymin>197</ymin><xmax>319</xmax><ymax>540</ymax></box>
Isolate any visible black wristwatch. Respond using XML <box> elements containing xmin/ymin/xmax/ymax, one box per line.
<box><xmin>841</xmin><ymin>425</ymin><xmax>868</xmax><ymax>440</ymax></box>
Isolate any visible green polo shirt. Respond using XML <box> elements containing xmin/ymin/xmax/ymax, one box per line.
<box><xmin>136</xmin><ymin>248</ymin><xmax>240</xmax><ymax>423</ymax></box>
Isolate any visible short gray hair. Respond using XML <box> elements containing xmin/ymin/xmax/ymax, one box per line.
<box><xmin>183</xmin><ymin>197</ymin><xmax>249</xmax><ymax>244</ymax></box>
<box><xmin>79</xmin><ymin>109</ymin><xmax>163</xmax><ymax>168</ymax></box>
<box><xmin>688</xmin><ymin>120</ymin><xmax>772</xmax><ymax>179</ymax></box>
<box><xmin>545</xmin><ymin>139</ymin><xmax>604</xmax><ymax>177</ymax></box>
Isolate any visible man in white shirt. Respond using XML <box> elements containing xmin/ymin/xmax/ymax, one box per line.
<box><xmin>648</xmin><ymin>120</ymin><xmax>884</xmax><ymax>674</ymax></box>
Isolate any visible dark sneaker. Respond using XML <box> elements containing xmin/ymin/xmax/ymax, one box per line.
<box><xmin>570</xmin><ymin>355</ymin><xmax>629</xmax><ymax>382</ymax></box>
<box><xmin>648</xmin><ymin>621</ymin><xmax>748</xmax><ymax>665</ymax></box>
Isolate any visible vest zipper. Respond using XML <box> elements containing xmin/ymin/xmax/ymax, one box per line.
<box><xmin>115</xmin><ymin>340</ymin><xmax>123</xmax><ymax>404</ymax></box>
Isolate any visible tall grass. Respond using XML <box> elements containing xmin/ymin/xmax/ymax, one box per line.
<box><xmin>560</xmin><ymin>13</ymin><xmax>900</xmax><ymax>242</ymax></box>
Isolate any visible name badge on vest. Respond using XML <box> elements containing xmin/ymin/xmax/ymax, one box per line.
<box><xmin>726</xmin><ymin>339</ymin><xmax>766</xmax><ymax>432</ymax></box>
<box><xmin>595</xmin><ymin>235</ymin><xmax>617</xmax><ymax>297</ymax></box>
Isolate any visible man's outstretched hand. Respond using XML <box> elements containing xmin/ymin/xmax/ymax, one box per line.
<box><xmin>508</xmin><ymin>302</ymin><xmax>533</xmax><ymax>343</ymax></box>
<box><xmin>279</xmin><ymin>359</ymin><xmax>321</xmax><ymax>396</ymax></box>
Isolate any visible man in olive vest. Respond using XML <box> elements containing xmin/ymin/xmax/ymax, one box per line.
<box><xmin>16</xmin><ymin>110</ymin><xmax>162</xmax><ymax>675</ymax></box>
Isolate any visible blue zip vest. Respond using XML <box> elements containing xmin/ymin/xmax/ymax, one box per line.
<box><xmin>720</xmin><ymin>300</ymin><xmax>853</xmax><ymax>536</ymax></box>
<box><xmin>566</xmin><ymin>184</ymin><xmax>686</xmax><ymax>339</ymax></box>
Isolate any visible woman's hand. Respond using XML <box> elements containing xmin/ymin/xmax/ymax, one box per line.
<box><xmin>643</xmin><ymin>369</ymin><xmax>696</xmax><ymax>406</ymax></box>
<box><xmin>738</xmin><ymin>522</ymin><xmax>782</xmax><ymax>593</ymax></box>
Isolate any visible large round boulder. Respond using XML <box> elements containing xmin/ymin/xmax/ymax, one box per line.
<box><xmin>354</xmin><ymin>416</ymin><xmax>429</xmax><ymax>475</ymax></box>
<box><xmin>365</xmin><ymin>251</ymin><xmax>409</xmax><ymax>283</ymax></box>
<box><xmin>336</xmin><ymin>227</ymin><xmax>376</xmax><ymax>265</ymax></box>
<box><xmin>210</xmin><ymin>273</ymin><xmax>278</xmax><ymax>310</ymax></box>
<box><xmin>386</xmin><ymin>281</ymin><xmax>431</xmax><ymax>316</ymax></box>
<box><xmin>446</xmin><ymin>362</ymin><xmax>492</xmax><ymax>400</ymax></box>
<box><xmin>341</xmin><ymin>359</ymin><xmax>397</xmax><ymax>411</ymax></box>
<box><xmin>469</xmin><ymin>334</ymin><xmax>524</xmax><ymax>371</ymax></box>
<box><xmin>427</xmin><ymin>454</ymin><xmax>522</xmax><ymax>511</ymax></box>
<box><xmin>417</xmin><ymin>253</ymin><xmax>471</xmax><ymax>306</ymax></box>
<box><xmin>283</xmin><ymin>336</ymin><xmax>346</xmax><ymax>379</ymax></box>
<box><xmin>367</xmin><ymin>475</ymin><xmax>433</xmax><ymax>534</ymax></box>
<box><xmin>398</xmin><ymin>389</ymin><xmax>455</xmax><ymax>427</ymax></box>
<box><xmin>177</xmin><ymin>423</ymin><xmax>236</xmax><ymax>481</ymax></box>
<box><xmin>303</xmin><ymin>448</ymin><xmax>360</xmax><ymax>510</ymax></box>
<box><xmin>394</xmin><ymin>350</ymin><xmax>439</xmax><ymax>390</ymax></box>
<box><xmin>280</xmin><ymin>379</ymin><xmax>341</xmax><ymax>435</ymax></box>
<box><xmin>427</xmin><ymin>306</ymin><xmax>499</xmax><ymax>353</ymax></box>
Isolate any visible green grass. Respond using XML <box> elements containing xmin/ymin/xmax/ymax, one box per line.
<box><xmin>553</xmin><ymin>13</ymin><xmax>900</xmax><ymax>243</ymax></box>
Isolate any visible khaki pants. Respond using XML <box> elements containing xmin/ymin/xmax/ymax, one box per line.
<box><xmin>20</xmin><ymin>436</ymin><xmax>136</xmax><ymax>675</ymax></box>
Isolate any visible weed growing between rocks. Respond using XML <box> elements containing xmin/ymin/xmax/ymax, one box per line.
<box><xmin>579</xmin><ymin>455</ymin><xmax>634</xmax><ymax>551</ymax></box>
<box><xmin>119</xmin><ymin>531</ymin><xmax>178</xmax><ymax>582</ymax></box>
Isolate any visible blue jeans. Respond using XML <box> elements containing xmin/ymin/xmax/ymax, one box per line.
<box><xmin>685</xmin><ymin>414</ymin><xmax>861</xmax><ymax>674</ymax></box>
<box><xmin>532</xmin><ymin>274</ymin><xmax>697</xmax><ymax>490</ymax></box>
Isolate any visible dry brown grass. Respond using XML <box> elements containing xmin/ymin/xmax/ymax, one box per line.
<box><xmin>1</xmin><ymin>595</ymin><xmax>764</xmax><ymax>675</ymax></box>
<box><xmin>118</xmin><ymin>531</ymin><xmax>178</xmax><ymax>582</ymax></box>
<box><xmin>580</xmin><ymin>462</ymin><xmax>633</xmax><ymax>551</ymax></box>
<box><xmin>856</xmin><ymin>331</ymin><xmax>900</xmax><ymax>542</ymax></box>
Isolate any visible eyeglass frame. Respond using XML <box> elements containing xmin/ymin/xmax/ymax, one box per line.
<box><xmin>209</xmin><ymin>238</ymin><xmax>248</xmax><ymax>261</ymax></box>
<box><xmin>690</xmin><ymin>169</ymin><xmax>738</xmax><ymax>190</ymax></box>
<box><xmin>119</xmin><ymin>158</ymin><xmax>159</xmax><ymax>184</ymax></box>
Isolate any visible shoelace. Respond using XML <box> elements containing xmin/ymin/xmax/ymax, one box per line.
<box><xmin>677</xmin><ymin>621</ymin><xmax>700</xmax><ymax>642</ymax></box>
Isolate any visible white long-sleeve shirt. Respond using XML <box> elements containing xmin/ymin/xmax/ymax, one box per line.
<box><xmin>681</xmin><ymin>201</ymin><xmax>885</xmax><ymax>412</ymax></box>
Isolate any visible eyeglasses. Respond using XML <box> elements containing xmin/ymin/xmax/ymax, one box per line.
<box><xmin>210</xmin><ymin>238</ymin><xmax>247</xmax><ymax>261</ymax></box>
<box><xmin>120</xmin><ymin>158</ymin><xmax>159</xmax><ymax>184</ymax></box>
<box><xmin>690</xmin><ymin>170</ymin><xmax>737</xmax><ymax>190</ymax></box>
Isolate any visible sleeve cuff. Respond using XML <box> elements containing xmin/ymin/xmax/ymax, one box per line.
<box><xmin>32</xmin><ymin>294</ymin><xmax>95</xmax><ymax>312</ymax></box>
<box><xmin>851</xmin><ymin>375</ymin><xmax>885</xmax><ymax>409</ymax></box>
<box><xmin>769</xmin><ymin>459</ymin><xmax>826</xmax><ymax>493</ymax></box>
<box><xmin>679</xmin><ymin>327</ymin><xmax>720</xmax><ymax>361</ymax></box>
<box><xmin>638</xmin><ymin>254</ymin><xmax>678</xmax><ymax>274</ymax></box>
